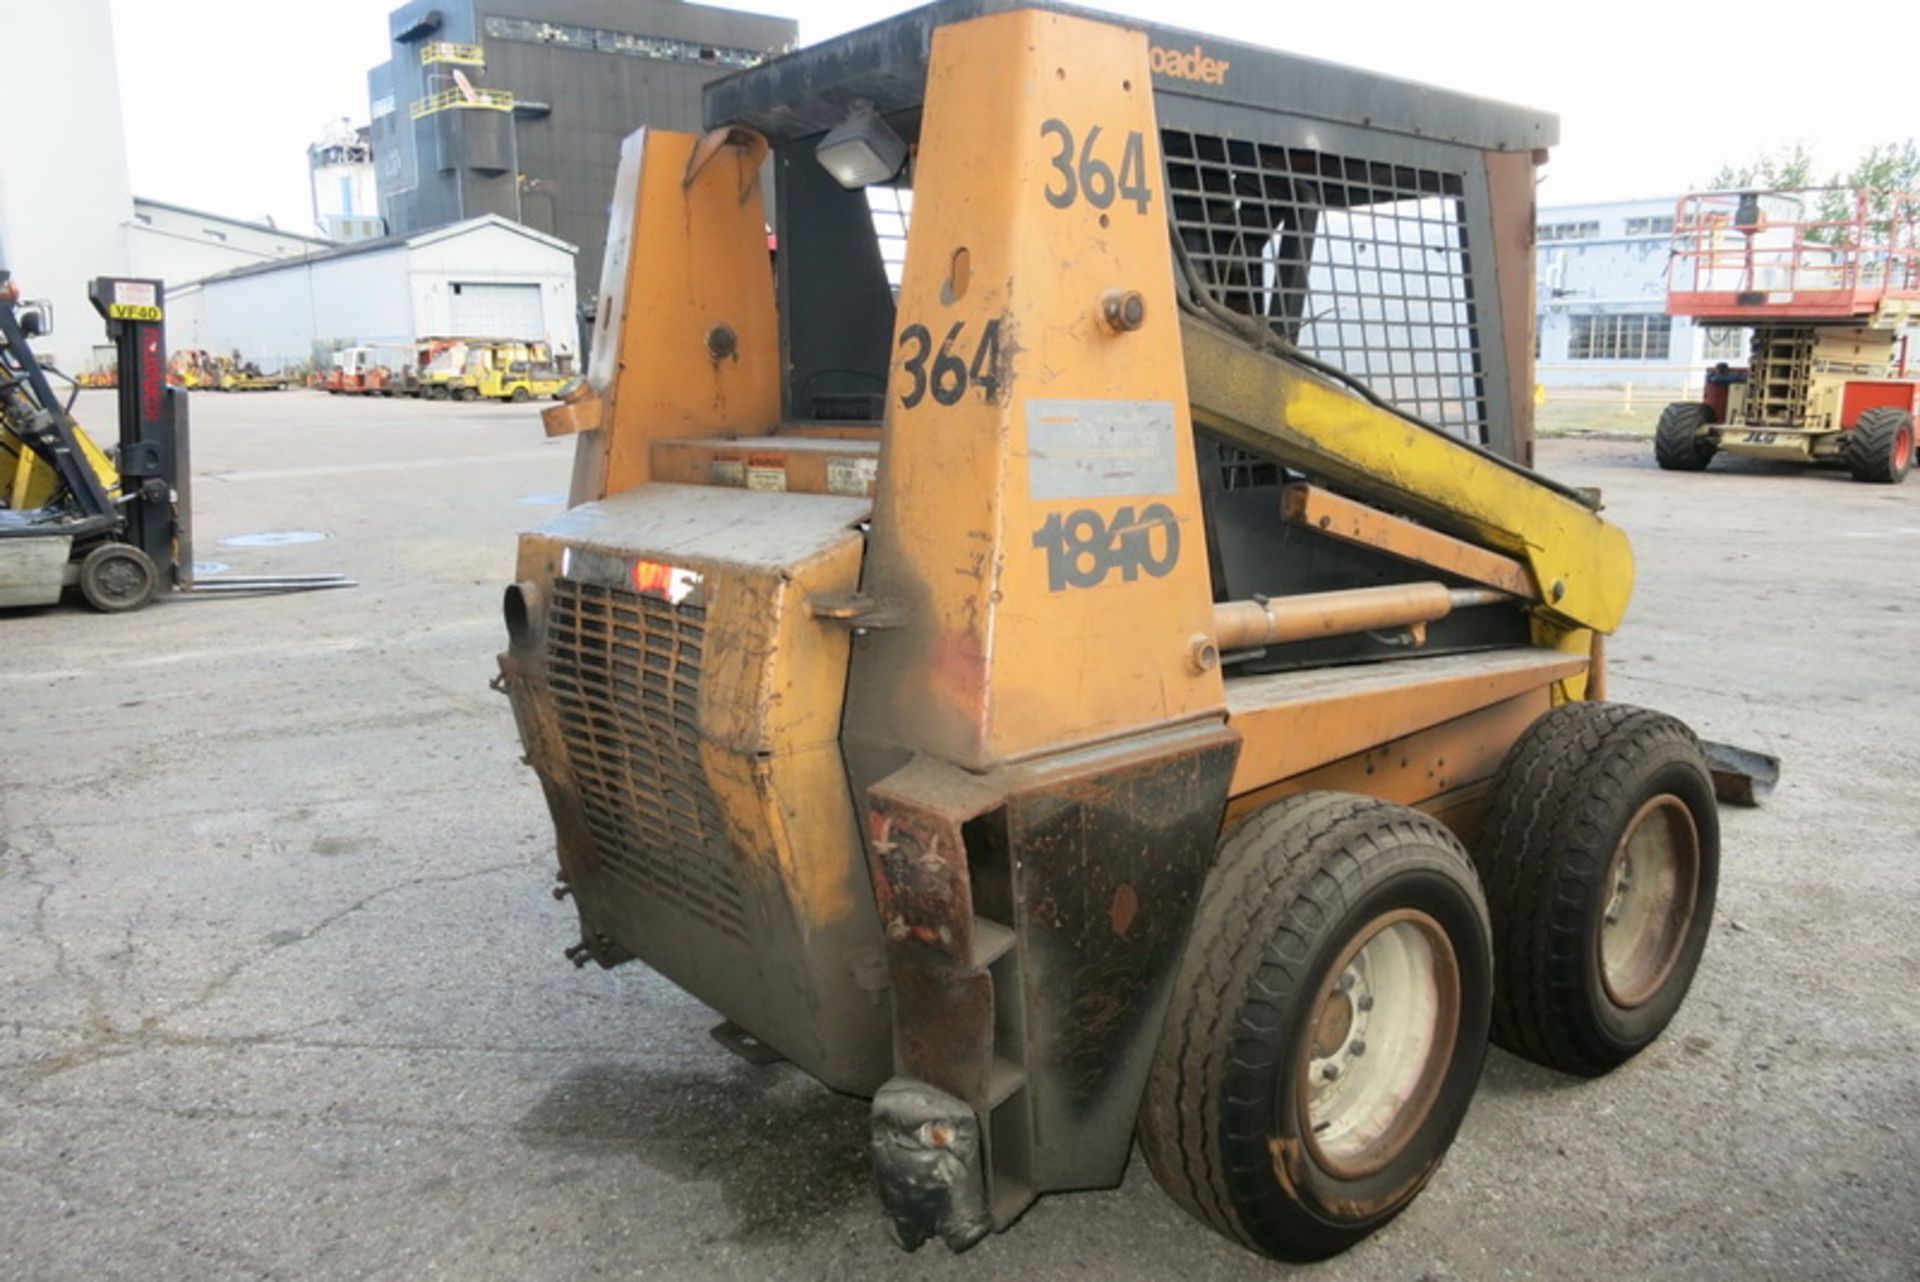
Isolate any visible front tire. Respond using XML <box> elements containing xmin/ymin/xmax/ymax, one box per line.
<box><xmin>1474</xmin><ymin>703</ymin><xmax>1719</xmax><ymax>1077</ymax></box>
<box><xmin>1653</xmin><ymin>402</ymin><xmax>1716</xmax><ymax>471</ymax></box>
<box><xmin>1842</xmin><ymin>407</ymin><xmax>1914</xmax><ymax>484</ymax></box>
<box><xmin>78</xmin><ymin>542</ymin><xmax>160</xmax><ymax>612</ymax></box>
<box><xmin>1139</xmin><ymin>793</ymin><xmax>1492</xmax><ymax>1262</ymax></box>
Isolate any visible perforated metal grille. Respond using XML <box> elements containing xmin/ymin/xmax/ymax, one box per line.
<box><xmin>1164</xmin><ymin>132</ymin><xmax>1489</xmax><ymax>444</ymax></box>
<box><xmin>546</xmin><ymin>577</ymin><xmax>748</xmax><ymax>943</ymax></box>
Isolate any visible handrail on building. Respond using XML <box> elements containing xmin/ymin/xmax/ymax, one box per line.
<box><xmin>421</xmin><ymin>41</ymin><xmax>486</xmax><ymax>67</ymax></box>
<box><xmin>409</xmin><ymin>87</ymin><xmax>516</xmax><ymax>120</ymax></box>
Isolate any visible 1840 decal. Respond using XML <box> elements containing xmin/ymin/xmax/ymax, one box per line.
<box><xmin>1032</xmin><ymin>504</ymin><xmax>1180</xmax><ymax>591</ymax></box>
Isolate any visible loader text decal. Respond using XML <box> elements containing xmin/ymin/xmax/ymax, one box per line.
<box><xmin>1032</xmin><ymin>504</ymin><xmax>1181</xmax><ymax>591</ymax></box>
<box><xmin>1150</xmin><ymin>44</ymin><xmax>1230</xmax><ymax>86</ymax></box>
<box><xmin>1039</xmin><ymin>120</ymin><xmax>1152</xmax><ymax>214</ymax></box>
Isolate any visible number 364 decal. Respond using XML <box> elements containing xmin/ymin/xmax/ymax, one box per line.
<box><xmin>1032</xmin><ymin>504</ymin><xmax>1181</xmax><ymax>591</ymax></box>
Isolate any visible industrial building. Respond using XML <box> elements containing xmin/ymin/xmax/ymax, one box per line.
<box><xmin>164</xmin><ymin>215</ymin><xmax>578</xmax><ymax>374</ymax></box>
<box><xmin>1535</xmin><ymin>196</ymin><xmax>1748</xmax><ymax>389</ymax></box>
<box><xmin>128</xmin><ymin>199</ymin><xmax>329</xmax><ymax>287</ymax></box>
<box><xmin>0</xmin><ymin>3</ymin><xmax>379</xmax><ymax>373</ymax></box>
<box><xmin>367</xmin><ymin>0</ymin><xmax>796</xmax><ymax>306</ymax></box>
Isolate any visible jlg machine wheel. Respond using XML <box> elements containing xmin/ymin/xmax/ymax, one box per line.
<box><xmin>1139</xmin><ymin>793</ymin><xmax>1492</xmax><ymax>1261</ymax></box>
<box><xmin>1475</xmin><ymin>703</ymin><xmax>1719</xmax><ymax>1077</ymax></box>
<box><xmin>1842</xmin><ymin>407</ymin><xmax>1914</xmax><ymax>484</ymax></box>
<box><xmin>1652</xmin><ymin>402</ymin><xmax>1717</xmax><ymax>472</ymax></box>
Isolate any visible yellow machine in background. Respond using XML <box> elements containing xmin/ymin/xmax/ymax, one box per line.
<box><xmin>473</xmin><ymin>357</ymin><xmax>571</xmax><ymax>403</ymax></box>
<box><xmin>454</xmin><ymin>340</ymin><xmax>572</xmax><ymax>402</ymax></box>
<box><xmin>166</xmin><ymin>348</ymin><xmax>216</xmax><ymax>389</ymax></box>
<box><xmin>500</xmin><ymin>3</ymin><xmax>1733</xmax><ymax>1264</ymax></box>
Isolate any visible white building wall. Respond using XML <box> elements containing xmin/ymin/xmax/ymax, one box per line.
<box><xmin>406</xmin><ymin>224</ymin><xmax>580</xmax><ymax>366</ymax></box>
<box><xmin>1534</xmin><ymin>196</ymin><xmax>1744</xmax><ymax>390</ymax></box>
<box><xmin>165</xmin><ymin>284</ymin><xmax>209</xmax><ymax>353</ymax></box>
<box><xmin>127</xmin><ymin>201</ymin><xmax>325</xmax><ymax>292</ymax></box>
<box><xmin>177</xmin><ymin>218</ymin><xmax>575</xmax><ymax>373</ymax></box>
<box><xmin>0</xmin><ymin>0</ymin><xmax>133</xmax><ymax>373</ymax></box>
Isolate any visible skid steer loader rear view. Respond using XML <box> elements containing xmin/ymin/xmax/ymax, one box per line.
<box><xmin>499</xmin><ymin>2</ymin><xmax>1725</xmax><ymax>1261</ymax></box>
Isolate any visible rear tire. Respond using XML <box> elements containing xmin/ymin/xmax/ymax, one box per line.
<box><xmin>1474</xmin><ymin>703</ymin><xmax>1719</xmax><ymax>1077</ymax></box>
<box><xmin>1842</xmin><ymin>407</ymin><xmax>1914</xmax><ymax>484</ymax></box>
<box><xmin>1653</xmin><ymin>402</ymin><xmax>1716</xmax><ymax>471</ymax></box>
<box><xmin>1140</xmin><ymin>793</ymin><xmax>1492</xmax><ymax>1262</ymax></box>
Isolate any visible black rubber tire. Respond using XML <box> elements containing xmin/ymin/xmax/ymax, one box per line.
<box><xmin>77</xmin><ymin>542</ymin><xmax>159</xmax><ymax>613</ymax></box>
<box><xmin>1474</xmin><ymin>703</ymin><xmax>1719</xmax><ymax>1077</ymax></box>
<box><xmin>1139</xmin><ymin>793</ymin><xmax>1492</xmax><ymax>1262</ymax></box>
<box><xmin>1653</xmin><ymin>402</ymin><xmax>1716</xmax><ymax>471</ymax></box>
<box><xmin>1841</xmin><ymin>407</ymin><xmax>1914</xmax><ymax>484</ymax></box>
<box><xmin>510</xmin><ymin>386</ymin><xmax>531</xmax><ymax>403</ymax></box>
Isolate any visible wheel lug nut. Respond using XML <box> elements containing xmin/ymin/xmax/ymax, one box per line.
<box><xmin>1349</xmin><ymin>1039</ymin><xmax>1366</xmax><ymax>1056</ymax></box>
<box><xmin>1357</xmin><ymin>995</ymin><xmax>1374</xmax><ymax>1012</ymax></box>
<box><xmin>1322</xmin><ymin>1064</ymin><xmax>1340</xmax><ymax>1081</ymax></box>
<box><xmin>1338</xmin><ymin>973</ymin><xmax>1355</xmax><ymax>992</ymax></box>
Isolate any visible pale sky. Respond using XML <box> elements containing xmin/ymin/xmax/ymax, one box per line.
<box><xmin>111</xmin><ymin>0</ymin><xmax>1907</xmax><ymax>236</ymax></box>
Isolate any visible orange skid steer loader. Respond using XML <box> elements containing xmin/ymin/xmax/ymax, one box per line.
<box><xmin>498</xmin><ymin>2</ymin><xmax>1729</xmax><ymax>1262</ymax></box>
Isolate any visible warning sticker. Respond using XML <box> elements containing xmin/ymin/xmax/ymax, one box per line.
<box><xmin>827</xmin><ymin>455</ymin><xmax>878</xmax><ymax>497</ymax></box>
<box><xmin>746</xmin><ymin>454</ymin><xmax>788</xmax><ymax>492</ymax></box>
<box><xmin>708</xmin><ymin>454</ymin><xmax>746</xmax><ymax>487</ymax></box>
<box><xmin>113</xmin><ymin>281</ymin><xmax>158</xmax><ymax>309</ymax></box>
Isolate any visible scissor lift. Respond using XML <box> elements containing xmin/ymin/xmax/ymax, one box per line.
<box><xmin>1654</xmin><ymin>188</ymin><xmax>1919</xmax><ymax>483</ymax></box>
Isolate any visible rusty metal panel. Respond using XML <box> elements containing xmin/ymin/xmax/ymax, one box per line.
<box><xmin>1279</xmin><ymin>482</ymin><xmax>1538</xmax><ymax>598</ymax></box>
<box><xmin>1224</xmin><ymin>647</ymin><xmax>1585</xmax><ymax>796</ymax></box>
<box><xmin>505</xmin><ymin>482</ymin><xmax>890</xmax><ymax>1094</ymax></box>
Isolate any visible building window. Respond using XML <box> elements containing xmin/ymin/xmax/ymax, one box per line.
<box><xmin>482</xmin><ymin>16</ymin><xmax>782</xmax><ymax>68</ymax></box>
<box><xmin>1537</xmin><ymin>220</ymin><xmax>1600</xmax><ymax>242</ymax></box>
<box><xmin>1568</xmin><ymin>313</ymin><xmax>1672</xmax><ymax>361</ymax></box>
<box><xmin>371</xmin><ymin>95</ymin><xmax>396</xmax><ymax>120</ymax></box>
<box><xmin>1624</xmin><ymin>215</ymin><xmax>1675</xmax><ymax>237</ymax></box>
<box><xmin>1702</xmin><ymin>326</ymin><xmax>1747</xmax><ymax>360</ymax></box>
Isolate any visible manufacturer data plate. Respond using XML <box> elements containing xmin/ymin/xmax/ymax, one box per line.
<box><xmin>1026</xmin><ymin>399</ymin><xmax>1178</xmax><ymax>500</ymax></box>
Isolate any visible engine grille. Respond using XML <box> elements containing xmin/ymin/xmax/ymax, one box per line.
<box><xmin>545</xmin><ymin>576</ymin><xmax>749</xmax><ymax>943</ymax></box>
<box><xmin>1164</xmin><ymin>132</ymin><xmax>1489</xmax><ymax>445</ymax></box>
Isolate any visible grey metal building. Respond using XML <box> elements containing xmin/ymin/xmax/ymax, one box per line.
<box><xmin>368</xmin><ymin>0</ymin><xmax>795</xmax><ymax>308</ymax></box>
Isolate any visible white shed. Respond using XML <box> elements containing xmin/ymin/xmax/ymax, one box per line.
<box><xmin>169</xmin><ymin>215</ymin><xmax>578</xmax><ymax>373</ymax></box>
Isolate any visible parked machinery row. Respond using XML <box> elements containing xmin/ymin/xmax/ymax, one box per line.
<box><xmin>319</xmin><ymin>338</ymin><xmax>577</xmax><ymax>403</ymax></box>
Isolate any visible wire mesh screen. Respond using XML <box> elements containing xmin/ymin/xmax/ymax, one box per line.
<box><xmin>1164</xmin><ymin>132</ymin><xmax>1489</xmax><ymax>444</ymax></box>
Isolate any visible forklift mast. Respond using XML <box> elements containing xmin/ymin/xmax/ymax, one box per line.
<box><xmin>88</xmin><ymin>276</ymin><xmax>189</xmax><ymax>587</ymax></box>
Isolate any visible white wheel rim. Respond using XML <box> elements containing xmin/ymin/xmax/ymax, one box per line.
<box><xmin>1301</xmin><ymin>909</ymin><xmax>1460</xmax><ymax>1179</ymax></box>
<box><xmin>1599</xmin><ymin>794</ymin><xmax>1699</xmax><ymax>1008</ymax></box>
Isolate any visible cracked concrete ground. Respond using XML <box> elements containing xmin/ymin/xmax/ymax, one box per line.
<box><xmin>2</xmin><ymin>394</ymin><xmax>1916</xmax><ymax>1281</ymax></box>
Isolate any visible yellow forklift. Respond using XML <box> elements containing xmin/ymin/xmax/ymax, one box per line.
<box><xmin>0</xmin><ymin>271</ymin><xmax>351</xmax><ymax>610</ymax></box>
<box><xmin>497</xmin><ymin>3</ymin><xmax>1761</xmax><ymax>1263</ymax></box>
